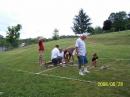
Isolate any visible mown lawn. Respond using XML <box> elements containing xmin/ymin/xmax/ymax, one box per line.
<box><xmin>0</xmin><ymin>31</ymin><xmax>130</xmax><ymax>97</ymax></box>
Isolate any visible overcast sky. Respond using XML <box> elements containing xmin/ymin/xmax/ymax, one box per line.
<box><xmin>0</xmin><ymin>0</ymin><xmax>130</xmax><ymax>39</ymax></box>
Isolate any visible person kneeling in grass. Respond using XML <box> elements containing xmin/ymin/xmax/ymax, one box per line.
<box><xmin>59</xmin><ymin>49</ymin><xmax>65</xmax><ymax>64</ymax></box>
<box><xmin>51</xmin><ymin>45</ymin><xmax>62</xmax><ymax>66</ymax></box>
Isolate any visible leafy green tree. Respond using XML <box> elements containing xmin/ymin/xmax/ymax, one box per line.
<box><xmin>94</xmin><ymin>26</ymin><xmax>103</xmax><ymax>34</ymax></box>
<box><xmin>108</xmin><ymin>11</ymin><xmax>128</xmax><ymax>31</ymax></box>
<box><xmin>108</xmin><ymin>13</ymin><xmax>116</xmax><ymax>23</ymax></box>
<box><xmin>52</xmin><ymin>28</ymin><xmax>59</xmax><ymax>40</ymax></box>
<box><xmin>126</xmin><ymin>12</ymin><xmax>130</xmax><ymax>29</ymax></box>
<box><xmin>0</xmin><ymin>36</ymin><xmax>4</xmax><ymax>47</ymax></box>
<box><xmin>6</xmin><ymin>24</ymin><xmax>22</xmax><ymax>47</ymax></box>
<box><xmin>103</xmin><ymin>20</ymin><xmax>112</xmax><ymax>31</ymax></box>
<box><xmin>72</xmin><ymin>9</ymin><xmax>91</xmax><ymax>34</ymax></box>
<box><xmin>0</xmin><ymin>37</ymin><xmax>9</xmax><ymax>51</ymax></box>
<box><xmin>87</xmin><ymin>26</ymin><xmax>94</xmax><ymax>34</ymax></box>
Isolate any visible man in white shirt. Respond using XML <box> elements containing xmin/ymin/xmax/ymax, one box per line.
<box><xmin>75</xmin><ymin>33</ymin><xmax>90</xmax><ymax>75</ymax></box>
<box><xmin>51</xmin><ymin>45</ymin><xmax>61</xmax><ymax>66</ymax></box>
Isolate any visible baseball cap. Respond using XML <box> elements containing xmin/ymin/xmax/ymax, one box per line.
<box><xmin>82</xmin><ymin>33</ymin><xmax>90</xmax><ymax>36</ymax></box>
<box><xmin>38</xmin><ymin>36</ymin><xmax>44</xmax><ymax>41</ymax></box>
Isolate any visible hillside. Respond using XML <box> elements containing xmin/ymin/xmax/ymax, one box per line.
<box><xmin>0</xmin><ymin>31</ymin><xmax>130</xmax><ymax>97</ymax></box>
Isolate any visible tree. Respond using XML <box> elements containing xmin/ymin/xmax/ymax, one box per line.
<box><xmin>126</xmin><ymin>12</ymin><xmax>130</xmax><ymax>29</ymax></box>
<box><xmin>6</xmin><ymin>24</ymin><xmax>22</xmax><ymax>47</ymax></box>
<box><xmin>52</xmin><ymin>28</ymin><xmax>59</xmax><ymax>40</ymax></box>
<box><xmin>108</xmin><ymin>13</ymin><xmax>116</xmax><ymax>23</ymax></box>
<box><xmin>87</xmin><ymin>26</ymin><xmax>94</xmax><ymax>34</ymax></box>
<box><xmin>128</xmin><ymin>13</ymin><xmax>130</xmax><ymax>18</ymax></box>
<box><xmin>72</xmin><ymin>9</ymin><xmax>91</xmax><ymax>34</ymax></box>
<box><xmin>103</xmin><ymin>20</ymin><xmax>112</xmax><ymax>31</ymax></box>
<box><xmin>108</xmin><ymin>11</ymin><xmax>128</xmax><ymax>31</ymax></box>
<box><xmin>0</xmin><ymin>34</ymin><xmax>4</xmax><ymax>39</ymax></box>
<box><xmin>0</xmin><ymin>35</ymin><xmax>4</xmax><ymax>47</ymax></box>
<box><xmin>94</xmin><ymin>26</ymin><xmax>103</xmax><ymax>34</ymax></box>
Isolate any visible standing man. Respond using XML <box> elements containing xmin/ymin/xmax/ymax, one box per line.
<box><xmin>75</xmin><ymin>33</ymin><xmax>90</xmax><ymax>75</ymax></box>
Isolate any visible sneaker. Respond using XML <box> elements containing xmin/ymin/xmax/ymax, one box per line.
<box><xmin>63</xmin><ymin>61</ymin><xmax>66</xmax><ymax>64</ymax></box>
<box><xmin>84</xmin><ymin>68</ymin><xmax>90</xmax><ymax>73</ymax></box>
<box><xmin>62</xmin><ymin>64</ymin><xmax>66</xmax><ymax>67</ymax></box>
<box><xmin>79</xmin><ymin>71</ymin><xmax>85</xmax><ymax>76</ymax></box>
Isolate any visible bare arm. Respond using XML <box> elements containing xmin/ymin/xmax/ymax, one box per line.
<box><xmin>75</xmin><ymin>47</ymin><xmax>79</xmax><ymax>56</ymax></box>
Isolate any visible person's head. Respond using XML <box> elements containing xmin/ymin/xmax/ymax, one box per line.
<box><xmin>59</xmin><ymin>48</ymin><xmax>63</xmax><ymax>52</ymax></box>
<box><xmin>38</xmin><ymin>36</ymin><xmax>44</xmax><ymax>42</ymax></box>
<box><xmin>80</xmin><ymin>33</ymin><xmax>87</xmax><ymax>40</ymax></box>
<box><xmin>55</xmin><ymin>45</ymin><xmax>59</xmax><ymax>48</ymax></box>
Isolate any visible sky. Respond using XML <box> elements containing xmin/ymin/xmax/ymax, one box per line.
<box><xmin>0</xmin><ymin>0</ymin><xmax>130</xmax><ymax>39</ymax></box>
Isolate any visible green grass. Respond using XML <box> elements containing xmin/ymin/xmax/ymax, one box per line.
<box><xmin>0</xmin><ymin>31</ymin><xmax>130</xmax><ymax>97</ymax></box>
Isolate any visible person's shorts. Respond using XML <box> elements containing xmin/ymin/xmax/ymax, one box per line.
<box><xmin>52</xmin><ymin>58</ymin><xmax>58</xmax><ymax>66</ymax></box>
<box><xmin>77</xmin><ymin>56</ymin><xmax>88</xmax><ymax>65</ymax></box>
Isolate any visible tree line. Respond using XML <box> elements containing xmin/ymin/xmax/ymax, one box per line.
<box><xmin>72</xmin><ymin>9</ymin><xmax>130</xmax><ymax>34</ymax></box>
<box><xmin>103</xmin><ymin>11</ymin><xmax>130</xmax><ymax>32</ymax></box>
<box><xmin>0</xmin><ymin>8</ymin><xmax>130</xmax><ymax>50</ymax></box>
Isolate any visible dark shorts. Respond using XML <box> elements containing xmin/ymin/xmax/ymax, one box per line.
<box><xmin>77</xmin><ymin>56</ymin><xmax>88</xmax><ymax>65</ymax></box>
<box><xmin>52</xmin><ymin>57</ymin><xmax>62</xmax><ymax>66</ymax></box>
<box><xmin>52</xmin><ymin>58</ymin><xmax>58</xmax><ymax>66</ymax></box>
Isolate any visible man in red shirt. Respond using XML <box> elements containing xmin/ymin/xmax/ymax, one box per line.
<box><xmin>38</xmin><ymin>36</ymin><xmax>45</xmax><ymax>66</ymax></box>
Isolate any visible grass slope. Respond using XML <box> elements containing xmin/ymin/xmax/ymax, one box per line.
<box><xmin>0</xmin><ymin>31</ymin><xmax>130</xmax><ymax>97</ymax></box>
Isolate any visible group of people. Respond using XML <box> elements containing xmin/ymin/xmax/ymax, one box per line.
<box><xmin>38</xmin><ymin>33</ymin><xmax>98</xmax><ymax>76</ymax></box>
<box><xmin>51</xmin><ymin>45</ymin><xmax>76</xmax><ymax>66</ymax></box>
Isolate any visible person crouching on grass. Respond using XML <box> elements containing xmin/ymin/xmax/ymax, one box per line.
<box><xmin>51</xmin><ymin>45</ymin><xmax>62</xmax><ymax>66</ymax></box>
<box><xmin>38</xmin><ymin>36</ymin><xmax>45</xmax><ymax>66</ymax></box>
<box><xmin>59</xmin><ymin>49</ymin><xmax>65</xmax><ymax>64</ymax></box>
<box><xmin>75</xmin><ymin>33</ymin><xmax>90</xmax><ymax>76</ymax></box>
<box><xmin>91</xmin><ymin>53</ymin><xmax>98</xmax><ymax>67</ymax></box>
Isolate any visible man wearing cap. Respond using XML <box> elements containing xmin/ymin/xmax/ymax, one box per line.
<box><xmin>75</xmin><ymin>33</ymin><xmax>90</xmax><ymax>75</ymax></box>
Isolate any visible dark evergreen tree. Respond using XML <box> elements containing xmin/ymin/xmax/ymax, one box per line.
<box><xmin>72</xmin><ymin>9</ymin><xmax>91</xmax><ymax>34</ymax></box>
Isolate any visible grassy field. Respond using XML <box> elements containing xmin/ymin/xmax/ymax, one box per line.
<box><xmin>0</xmin><ymin>31</ymin><xmax>130</xmax><ymax>97</ymax></box>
